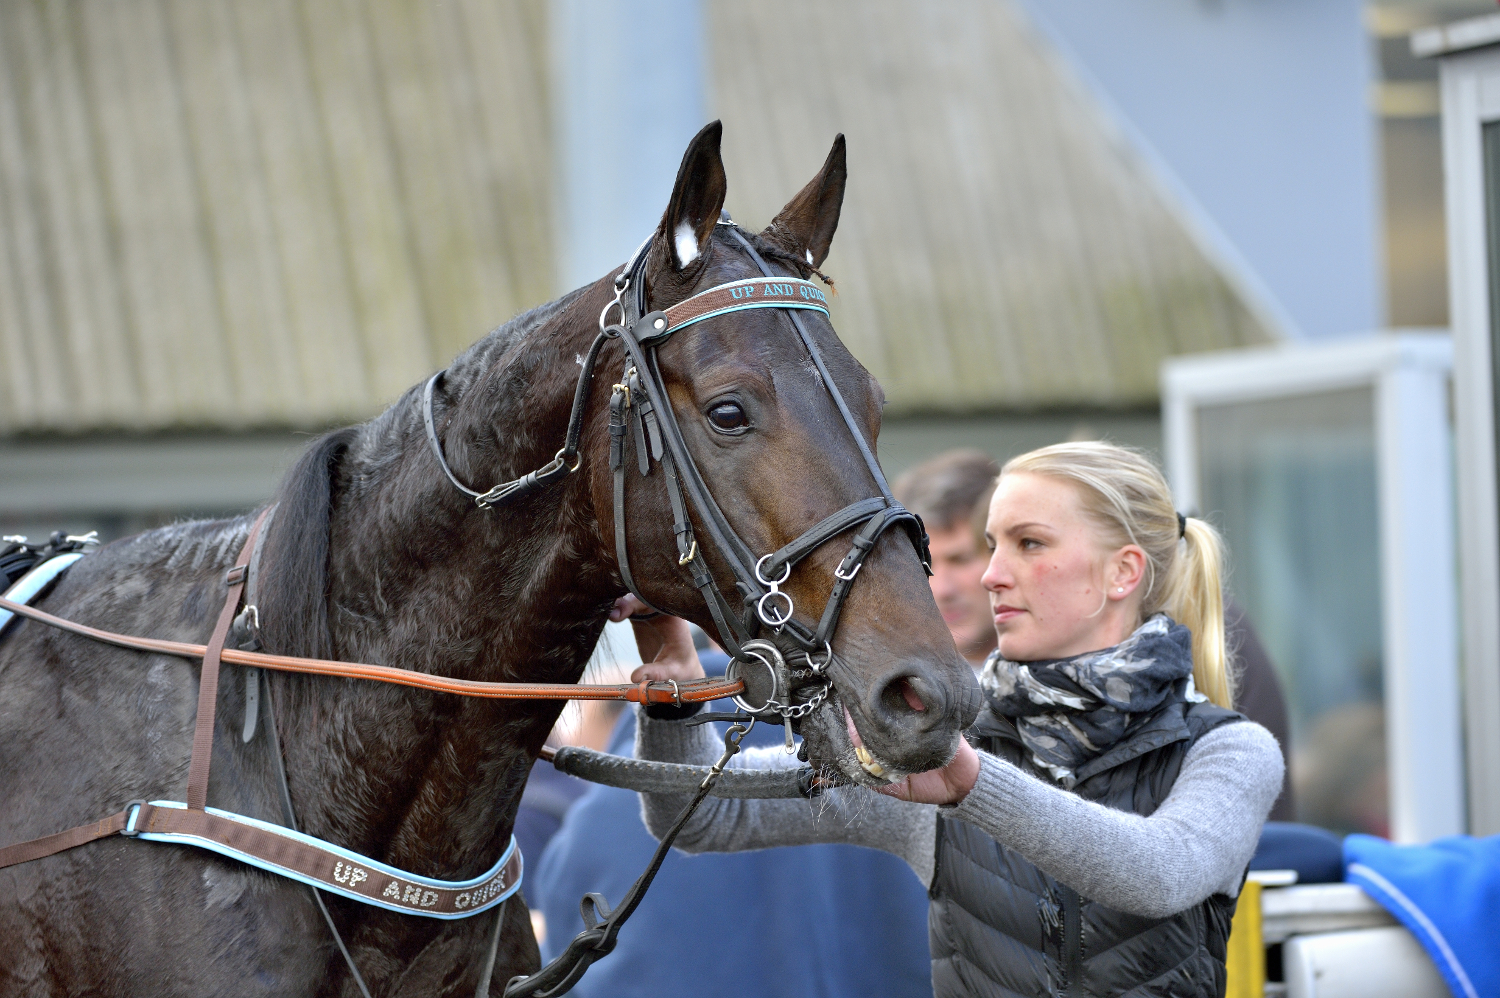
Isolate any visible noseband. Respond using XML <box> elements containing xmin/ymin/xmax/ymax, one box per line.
<box><xmin>423</xmin><ymin>223</ymin><xmax>932</xmax><ymax>723</ymax></box>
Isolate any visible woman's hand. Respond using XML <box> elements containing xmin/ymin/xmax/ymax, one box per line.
<box><xmin>875</xmin><ymin>737</ymin><xmax>981</xmax><ymax>806</ymax></box>
<box><xmin>611</xmin><ymin>595</ymin><xmax>706</xmax><ymax>684</ymax></box>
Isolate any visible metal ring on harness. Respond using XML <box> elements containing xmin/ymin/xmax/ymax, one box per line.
<box><xmin>802</xmin><ymin>641</ymin><xmax>833</xmax><ymax>675</ymax></box>
<box><xmin>726</xmin><ymin>641</ymin><xmax>784</xmax><ymax>717</ymax></box>
<box><xmin>754</xmin><ymin>554</ymin><xmax>795</xmax><ymax>628</ymax></box>
<box><xmin>757</xmin><ymin>591</ymin><xmax>793</xmax><ymax>628</ymax></box>
<box><xmin>600</xmin><ymin>295</ymin><xmax>625</xmax><ymax>333</ymax></box>
<box><xmin>754</xmin><ymin>553</ymin><xmax>792</xmax><ymax>587</ymax></box>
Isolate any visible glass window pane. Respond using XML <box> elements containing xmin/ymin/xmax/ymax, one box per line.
<box><xmin>1197</xmin><ymin>387</ymin><xmax>1387</xmax><ymax>836</ymax></box>
<box><xmin>1484</xmin><ymin>121</ymin><xmax>1500</xmax><ymax>581</ymax></box>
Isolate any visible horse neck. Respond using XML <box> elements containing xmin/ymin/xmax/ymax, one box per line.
<box><xmin>274</xmin><ymin>280</ymin><xmax>621</xmax><ymax>875</ymax></box>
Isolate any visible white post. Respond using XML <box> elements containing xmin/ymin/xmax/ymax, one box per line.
<box><xmin>1160</xmin><ymin>371</ymin><xmax>1200</xmax><ymax>514</ymax></box>
<box><xmin>1375</xmin><ymin>339</ymin><xmax>1465</xmax><ymax>842</ymax></box>
<box><xmin>1436</xmin><ymin>42</ymin><xmax>1500</xmax><ymax>836</ymax></box>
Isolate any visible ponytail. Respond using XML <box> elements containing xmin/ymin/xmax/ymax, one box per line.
<box><xmin>1164</xmin><ymin>517</ymin><xmax>1232</xmax><ymax>708</ymax></box>
<box><xmin>1001</xmin><ymin>442</ymin><xmax>1235</xmax><ymax>709</ymax></box>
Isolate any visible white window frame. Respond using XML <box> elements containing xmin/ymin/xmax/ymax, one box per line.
<box><xmin>1424</xmin><ymin>20</ymin><xmax>1500</xmax><ymax>837</ymax></box>
<box><xmin>1162</xmin><ymin>334</ymin><xmax>1463</xmax><ymax>843</ymax></box>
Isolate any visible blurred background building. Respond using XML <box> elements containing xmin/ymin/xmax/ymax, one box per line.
<box><xmin>1</xmin><ymin>0</ymin><xmax>1491</xmax><ymax>838</ymax></box>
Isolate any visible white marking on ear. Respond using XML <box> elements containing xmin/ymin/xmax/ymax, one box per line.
<box><xmin>805</xmin><ymin>249</ymin><xmax>814</xmax><ymax>265</ymax></box>
<box><xmin>674</xmin><ymin>221</ymin><xmax>700</xmax><ymax>269</ymax></box>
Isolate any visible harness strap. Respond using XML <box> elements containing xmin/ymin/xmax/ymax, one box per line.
<box><xmin>610</xmin><ymin>388</ymin><xmax>663</xmax><ymax>617</ymax></box>
<box><xmin>421</xmin><ymin>330</ymin><xmax>608</xmax><ymax>509</ymax></box>
<box><xmin>759</xmin><ymin>496</ymin><xmax>888</xmax><ymax>579</ymax></box>
<box><xmin>135</xmin><ymin>802</ymin><xmax>522</xmax><ymax>918</ymax></box>
<box><xmin>725</xmin><ymin>228</ymin><xmax>895</xmax><ymax>500</ymax></box>
<box><xmin>186</xmin><ymin>509</ymin><xmax>268</xmax><ymax>811</ymax></box>
<box><xmin>0</xmin><ymin>552</ymin><xmax>84</xmax><ymax>636</ymax></box>
<box><xmin>0</xmin><ymin>798</ymin><xmax>523</xmax><ymax>919</ymax></box>
<box><xmin>0</xmin><ymin>595</ymin><xmax>743</xmax><ymax>704</ymax></box>
<box><xmin>0</xmin><ymin>811</ymin><xmax>127</xmax><ymax>869</ymax></box>
<box><xmin>616</xmin><ymin>312</ymin><xmax>762</xmax><ymax>585</ymax></box>
<box><xmin>813</xmin><ymin>508</ymin><xmax>893</xmax><ymax>647</ymax></box>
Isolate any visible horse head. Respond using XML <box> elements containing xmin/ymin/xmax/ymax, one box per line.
<box><xmin>594</xmin><ymin>122</ymin><xmax>980</xmax><ymax>784</ymax></box>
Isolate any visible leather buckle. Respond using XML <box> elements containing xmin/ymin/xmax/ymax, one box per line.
<box><xmin>121</xmin><ymin>800</ymin><xmax>147</xmax><ymax>837</ymax></box>
<box><xmin>226</xmin><ymin>565</ymin><xmax>248</xmax><ymax>585</ymax></box>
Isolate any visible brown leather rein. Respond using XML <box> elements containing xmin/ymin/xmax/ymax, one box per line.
<box><xmin>0</xmin><ymin>593</ymin><xmax>742</xmax><ymax>707</ymax></box>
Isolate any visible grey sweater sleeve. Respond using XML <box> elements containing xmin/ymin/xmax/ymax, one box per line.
<box><xmin>948</xmin><ymin>720</ymin><xmax>1284</xmax><ymax>917</ymax></box>
<box><xmin>634</xmin><ymin>711</ymin><xmax>1283</xmax><ymax>919</ymax></box>
<box><xmin>633</xmin><ymin>709</ymin><xmax>938</xmax><ymax>884</ymax></box>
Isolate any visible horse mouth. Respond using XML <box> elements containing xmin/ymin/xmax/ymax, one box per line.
<box><xmin>795</xmin><ymin>698</ymin><xmax>908</xmax><ymax>788</ymax></box>
<box><xmin>843</xmin><ymin>702</ymin><xmax>897</xmax><ymax>782</ymax></box>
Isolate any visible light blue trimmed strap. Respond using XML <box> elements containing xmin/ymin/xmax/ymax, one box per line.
<box><xmin>664</xmin><ymin>276</ymin><xmax>831</xmax><ymax>335</ymax></box>
<box><xmin>669</xmin><ymin>299</ymin><xmax>830</xmax><ymax>334</ymax></box>
<box><xmin>0</xmin><ymin>553</ymin><xmax>83</xmax><ymax>636</ymax></box>
<box><xmin>130</xmin><ymin>801</ymin><xmax>522</xmax><ymax>920</ymax></box>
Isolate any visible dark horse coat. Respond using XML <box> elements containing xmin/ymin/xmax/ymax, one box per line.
<box><xmin>0</xmin><ymin>123</ymin><xmax>974</xmax><ymax>996</ymax></box>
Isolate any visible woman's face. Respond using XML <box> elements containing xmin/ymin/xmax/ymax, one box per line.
<box><xmin>981</xmin><ymin>472</ymin><xmax>1142</xmax><ymax>662</ymax></box>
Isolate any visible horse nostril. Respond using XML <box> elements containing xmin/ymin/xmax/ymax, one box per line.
<box><xmin>880</xmin><ymin>676</ymin><xmax>928</xmax><ymax>716</ymax></box>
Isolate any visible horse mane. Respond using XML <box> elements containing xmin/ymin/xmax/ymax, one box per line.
<box><xmin>257</xmin><ymin>427</ymin><xmax>358</xmax><ymax>661</ymax></box>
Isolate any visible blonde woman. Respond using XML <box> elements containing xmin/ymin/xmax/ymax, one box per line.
<box><xmin>626</xmin><ymin>442</ymin><xmax>1283</xmax><ymax>998</ymax></box>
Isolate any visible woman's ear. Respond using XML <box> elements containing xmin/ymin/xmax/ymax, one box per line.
<box><xmin>1106</xmin><ymin>546</ymin><xmax>1147</xmax><ymax>600</ymax></box>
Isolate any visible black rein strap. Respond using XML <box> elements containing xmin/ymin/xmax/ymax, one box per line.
<box><xmin>503</xmin><ymin>721</ymin><xmax>754</xmax><ymax>998</ymax></box>
<box><xmin>423</xmin><ymin>329</ymin><xmax>610</xmax><ymax>509</ymax></box>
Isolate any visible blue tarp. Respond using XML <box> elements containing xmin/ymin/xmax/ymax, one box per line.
<box><xmin>1345</xmin><ymin>833</ymin><xmax>1500</xmax><ymax>998</ymax></box>
<box><xmin>533</xmin><ymin>708</ymin><xmax>934</xmax><ymax>998</ymax></box>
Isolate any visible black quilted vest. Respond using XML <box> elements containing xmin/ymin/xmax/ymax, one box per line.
<box><xmin>929</xmin><ymin>699</ymin><xmax>1244</xmax><ymax>998</ymax></box>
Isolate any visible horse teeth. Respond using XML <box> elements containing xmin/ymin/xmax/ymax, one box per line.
<box><xmin>862</xmin><ymin>759</ymin><xmax>886</xmax><ymax>778</ymax></box>
<box><xmin>854</xmin><ymin>745</ymin><xmax>872</xmax><ymax>765</ymax></box>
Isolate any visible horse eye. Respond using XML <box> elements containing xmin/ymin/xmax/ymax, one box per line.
<box><xmin>707</xmin><ymin>401</ymin><xmax>748</xmax><ymax>431</ymax></box>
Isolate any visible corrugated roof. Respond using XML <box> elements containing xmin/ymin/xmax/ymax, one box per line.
<box><xmin>0</xmin><ymin>0</ymin><xmax>1273</xmax><ymax>434</ymax></box>
<box><xmin>707</xmin><ymin>0</ymin><xmax>1277</xmax><ymax>413</ymax></box>
<box><xmin>0</xmin><ymin>0</ymin><xmax>551</xmax><ymax>433</ymax></box>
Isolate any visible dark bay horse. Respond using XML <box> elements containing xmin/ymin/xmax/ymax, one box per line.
<box><xmin>0</xmin><ymin>122</ymin><xmax>976</xmax><ymax>996</ymax></box>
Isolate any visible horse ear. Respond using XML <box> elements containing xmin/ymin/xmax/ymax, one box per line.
<box><xmin>763</xmin><ymin>134</ymin><xmax>846</xmax><ymax>268</ymax></box>
<box><xmin>660</xmin><ymin>121</ymin><xmax>727</xmax><ymax>271</ymax></box>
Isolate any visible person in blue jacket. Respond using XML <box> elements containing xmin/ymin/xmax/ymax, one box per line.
<box><xmin>532</xmin><ymin>646</ymin><xmax>934</xmax><ymax>998</ymax></box>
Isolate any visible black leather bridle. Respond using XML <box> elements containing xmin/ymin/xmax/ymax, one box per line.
<box><xmin>424</xmin><ymin>221</ymin><xmax>931</xmax><ymax>720</ymax></box>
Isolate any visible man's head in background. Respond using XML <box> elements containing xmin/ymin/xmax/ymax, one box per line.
<box><xmin>893</xmin><ymin>449</ymin><xmax>1000</xmax><ymax>668</ymax></box>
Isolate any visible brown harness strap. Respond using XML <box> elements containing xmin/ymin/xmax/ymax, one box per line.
<box><xmin>0</xmin><ymin>599</ymin><xmax>741</xmax><ymax>704</ymax></box>
<box><xmin>0</xmin><ymin>811</ymin><xmax>128</xmax><ymax>869</ymax></box>
<box><xmin>660</xmin><ymin>276</ymin><xmax>830</xmax><ymax>331</ymax></box>
<box><xmin>187</xmin><ymin>512</ymin><xmax>266</xmax><ymax>811</ymax></box>
<box><xmin>0</xmin><ymin>801</ymin><xmax>523</xmax><ymax>916</ymax></box>
<box><xmin>130</xmin><ymin>804</ymin><xmax>521</xmax><ymax>916</ymax></box>
<box><xmin>0</xmin><ymin>510</ymin><xmax>743</xmax><ymax>874</ymax></box>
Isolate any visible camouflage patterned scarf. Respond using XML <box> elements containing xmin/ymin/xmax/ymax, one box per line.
<box><xmin>978</xmin><ymin>614</ymin><xmax>1204</xmax><ymax>787</ymax></box>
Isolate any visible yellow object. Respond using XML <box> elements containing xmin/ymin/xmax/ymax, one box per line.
<box><xmin>1225</xmin><ymin>879</ymin><xmax>1266</xmax><ymax>998</ymax></box>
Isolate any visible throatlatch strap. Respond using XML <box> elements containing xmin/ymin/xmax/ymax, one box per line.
<box><xmin>186</xmin><ymin>509</ymin><xmax>268</xmax><ymax>811</ymax></box>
